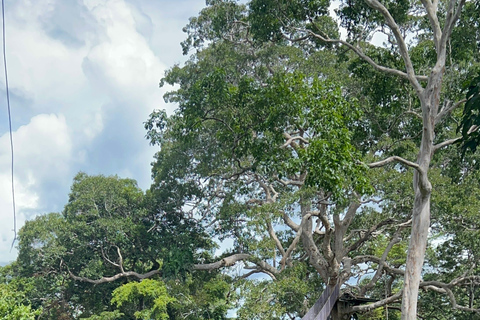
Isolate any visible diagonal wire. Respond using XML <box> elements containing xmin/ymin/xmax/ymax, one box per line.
<box><xmin>2</xmin><ymin>0</ymin><xmax>17</xmax><ymax>249</ymax></box>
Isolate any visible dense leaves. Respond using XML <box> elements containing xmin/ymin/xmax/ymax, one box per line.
<box><xmin>111</xmin><ymin>279</ymin><xmax>174</xmax><ymax>320</ymax></box>
<box><xmin>458</xmin><ymin>75</ymin><xmax>480</xmax><ymax>155</ymax></box>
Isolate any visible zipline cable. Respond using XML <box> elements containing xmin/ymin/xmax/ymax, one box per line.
<box><xmin>1</xmin><ymin>0</ymin><xmax>17</xmax><ymax>249</ymax></box>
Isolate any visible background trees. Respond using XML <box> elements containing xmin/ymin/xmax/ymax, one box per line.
<box><xmin>6</xmin><ymin>173</ymin><xmax>232</xmax><ymax>319</ymax></box>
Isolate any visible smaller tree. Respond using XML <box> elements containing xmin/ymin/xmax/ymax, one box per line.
<box><xmin>110</xmin><ymin>279</ymin><xmax>175</xmax><ymax>320</ymax></box>
<box><xmin>0</xmin><ymin>266</ymin><xmax>41</xmax><ymax>320</ymax></box>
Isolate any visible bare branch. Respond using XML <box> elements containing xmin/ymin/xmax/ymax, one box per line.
<box><xmin>68</xmin><ymin>253</ymin><xmax>280</xmax><ymax>285</ymax></box>
<box><xmin>281</xmin><ymin>132</ymin><xmax>309</xmax><ymax>148</ymax></box>
<box><xmin>240</xmin><ymin>269</ymin><xmax>277</xmax><ymax>280</ymax></box>
<box><xmin>406</xmin><ymin>110</ymin><xmax>422</xmax><ymax>120</ymax></box>
<box><xmin>346</xmin><ymin>218</ymin><xmax>396</xmax><ymax>253</ymax></box>
<box><xmin>441</xmin><ymin>0</ymin><xmax>466</xmax><ymax>47</ymax></box>
<box><xmin>68</xmin><ymin>269</ymin><xmax>161</xmax><ymax>285</ymax></box>
<box><xmin>193</xmin><ymin>254</ymin><xmax>279</xmax><ymax>276</ymax></box>
<box><xmin>351</xmin><ymin>255</ymin><xmax>405</xmax><ymax>276</ymax></box>
<box><xmin>193</xmin><ymin>254</ymin><xmax>251</xmax><ymax>270</ymax></box>
<box><xmin>341</xmin><ymin>201</ymin><xmax>361</xmax><ymax>228</ymax></box>
<box><xmin>101</xmin><ymin>247</ymin><xmax>120</xmax><ymax>268</ymax></box>
<box><xmin>367</xmin><ymin>156</ymin><xmax>422</xmax><ymax>172</ymax></box>
<box><xmin>243</xmin><ymin>266</ymin><xmax>278</xmax><ymax>280</ymax></box>
<box><xmin>420</xmin><ymin>278</ymin><xmax>480</xmax><ymax>313</ymax></box>
<box><xmin>433</xmin><ymin>137</ymin><xmax>462</xmax><ymax>151</ymax></box>
<box><xmin>361</xmin><ymin>231</ymin><xmax>401</xmax><ymax>295</ymax></box>
<box><xmin>363</xmin><ymin>0</ymin><xmax>423</xmax><ymax>94</ymax></box>
<box><xmin>283</xmin><ymin>211</ymin><xmax>300</xmax><ymax>232</ymax></box>
<box><xmin>435</xmin><ymin>99</ymin><xmax>466</xmax><ymax>125</ymax></box>
<box><xmin>280</xmin><ymin>213</ymin><xmax>314</xmax><ymax>269</ymax></box>
<box><xmin>277</xmin><ymin>177</ymin><xmax>305</xmax><ymax>187</ymax></box>
<box><xmin>433</xmin><ymin>125</ymin><xmax>479</xmax><ymax>151</ymax></box>
<box><xmin>280</xmin><ymin>226</ymin><xmax>303</xmax><ymax>270</ymax></box>
<box><xmin>116</xmin><ymin>246</ymin><xmax>125</xmax><ymax>273</ymax></box>
<box><xmin>304</xmin><ymin>29</ymin><xmax>428</xmax><ymax>83</ymax></box>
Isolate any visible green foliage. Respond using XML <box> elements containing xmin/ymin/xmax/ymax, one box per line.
<box><xmin>82</xmin><ymin>310</ymin><xmax>124</xmax><ymax>320</ymax></box>
<box><xmin>248</xmin><ymin>0</ymin><xmax>330</xmax><ymax>42</ymax></box>
<box><xmin>167</xmin><ymin>273</ymin><xmax>234</xmax><ymax>320</ymax></box>
<box><xmin>0</xmin><ymin>281</ymin><xmax>41</xmax><ymax>320</ymax></box>
<box><xmin>238</xmin><ymin>262</ymin><xmax>324</xmax><ymax>319</ymax></box>
<box><xmin>111</xmin><ymin>279</ymin><xmax>175</xmax><ymax>320</ymax></box>
<box><xmin>181</xmin><ymin>0</ymin><xmax>247</xmax><ymax>54</ymax></box>
<box><xmin>458</xmin><ymin>74</ymin><xmax>480</xmax><ymax>156</ymax></box>
<box><xmin>151</xmin><ymin>69</ymin><xmax>372</xmax><ymax>200</ymax></box>
<box><xmin>337</xmin><ymin>0</ymin><xmax>412</xmax><ymax>38</ymax></box>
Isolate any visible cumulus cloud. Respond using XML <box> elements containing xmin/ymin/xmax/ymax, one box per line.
<box><xmin>0</xmin><ymin>113</ymin><xmax>71</xmax><ymax>262</ymax></box>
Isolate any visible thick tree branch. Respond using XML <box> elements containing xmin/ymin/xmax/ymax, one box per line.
<box><xmin>420</xmin><ymin>0</ymin><xmax>441</xmax><ymax>50</ymax></box>
<box><xmin>283</xmin><ymin>211</ymin><xmax>300</xmax><ymax>232</ymax></box>
<box><xmin>280</xmin><ymin>224</ymin><xmax>303</xmax><ymax>270</ymax></box>
<box><xmin>116</xmin><ymin>246</ymin><xmax>125</xmax><ymax>273</ymax></box>
<box><xmin>299</xmin><ymin>203</ymin><xmax>329</xmax><ymax>280</ymax></box>
<box><xmin>101</xmin><ymin>247</ymin><xmax>120</xmax><ymax>268</ymax></box>
<box><xmin>350</xmin><ymin>291</ymin><xmax>403</xmax><ymax>312</ymax></box>
<box><xmin>239</xmin><ymin>269</ymin><xmax>276</xmax><ymax>280</ymax></box>
<box><xmin>441</xmin><ymin>0</ymin><xmax>466</xmax><ymax>47</ymax></box>
<box><xmin>282</xmin><ymin>132</ymin><xmax>308</xmax><ymax>148</ymax></box>
<box><xmin>277</xmin><ymin>175</ymin><xmax>305</xmax><ymax>187</ymax></box>
<box><xmin>421</xmin><ymin>277</ymin><xmax>480</xmax><ymax>313</ymax></box>
<box><xmin>341</xmin><ymin>201</ymin><xmax>361</xmax><ymax>228</ymax></box>
<box><xmin>433</xmin><ymin>137</ymin><xmax>462</xmax><ymax>151</ymax></box>
<box><xmin>280</xmin><ymin>212</ymin><xmax>315</xmax><ymax>269</ymax></box>
<box><xmin>433</xmin><ymin>125</ymin><xmax>479</xmax><ymax>151</ymax></box>
<box><xmin>192</xmin><ymin>253</ymin><xmax>251</xmax><ymax>270</ymax></box>
<box><xmin>193</xmin><ymin>254</ymin><xmax>279</xmax><ymax>276</ymax></box>
<box><xmin>267</xmin><ymin>220</ymin><xmax>286</xmax><ymax>257</ymax></box>
<box><xmin>363</xmin><ymin>0</ymin><xmax>423</xmax><ymax>94</ymax></box>
<box><xmin>67</xmin><ymin>253</ymin><xmax>280</xmax><ymax>285</ymax></box>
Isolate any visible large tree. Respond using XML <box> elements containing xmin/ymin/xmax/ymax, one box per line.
<box><xmin>145</xmin><ymin>0</ymin><xmax>480</xmax><ymax>319</ymax></box>
<box><xmin>243</xmin><ymin>0</ymin><xmax>480</xmax><ymax>318</ymax></box>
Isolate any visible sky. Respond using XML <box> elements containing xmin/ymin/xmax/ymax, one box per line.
<box><xmin>0</xmin><ymin>0</ymin><xmax>208</xmax><ymax>264</ymax></box>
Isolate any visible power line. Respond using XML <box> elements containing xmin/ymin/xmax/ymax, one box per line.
<box><xmin>2</xmin><ymin>0</ymin><xmax>16</xmax><ymax>249</ymax></box>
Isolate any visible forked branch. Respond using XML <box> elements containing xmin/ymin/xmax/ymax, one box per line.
<box><xmin>367</xmin><ymin>156</ymin><xmax>422</xmax><ymax>172</ymax></box>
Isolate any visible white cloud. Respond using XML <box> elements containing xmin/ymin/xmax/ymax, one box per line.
<box><xmin>83</xmin><ymin>0</ymin><xmax>166</xmax><ymax>107</ymax></box>
<box><xmin>0</xmin><ymin>113</ymin><xmax>71</xmax><ymax>263</ymax></box>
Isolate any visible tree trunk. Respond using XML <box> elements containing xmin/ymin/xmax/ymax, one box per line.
<box><xmin>401</xmin><ymin>191</ymin><xmax>431</xmax><ymax>319</ymax></box>
<box><xmin>401</xmin><ymin>65</ymin><xmax>441</xmax><ymax>318</ymax></box>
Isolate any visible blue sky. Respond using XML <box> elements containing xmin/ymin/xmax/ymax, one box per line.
<box><xmin>0</xmin><ymin>0</ymin><xmax>207</xmax><ymax>264</ymax></box>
